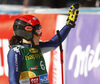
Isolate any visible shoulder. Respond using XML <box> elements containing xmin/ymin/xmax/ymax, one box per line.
<box><xmin>7</xmin><ymin>45</ymin><xmax>24</xmax><ymax>61</ymax></box>
<box><xmin>9</xmin><ymin>45</ymin><xmax>25</xmax><ymax>54</ymax></box>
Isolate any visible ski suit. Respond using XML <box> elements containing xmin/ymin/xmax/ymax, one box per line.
<box><xmin>8</xmin><ymin>25</ymin><xmax>71</xmax><ymax>84</ymax></box>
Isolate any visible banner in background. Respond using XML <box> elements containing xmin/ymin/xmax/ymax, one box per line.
<box><xmin>66</xmin><ymin>14</ymin><xmax>100</xmax><ymax>84</ymax></box>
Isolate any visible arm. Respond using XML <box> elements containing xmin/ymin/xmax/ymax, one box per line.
<box><xmin>39</xmin><ymin>3</ymin><xmax>79</xmax><ymax>53</ymax></box>
<box><xmin>7</xmin><ymin>46</ymin><xmax>23</xmax><ymax>84</ymax></box>
<box><xmin>39</xmin><ymin>25</ymin><xmax>71</xmax><ymax>53</ymax></box>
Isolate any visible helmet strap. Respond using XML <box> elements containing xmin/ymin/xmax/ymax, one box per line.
<box><xmin>31</xmin><ymin>39</ymin><xmax>35</xmax><ymax>47</ymax></box>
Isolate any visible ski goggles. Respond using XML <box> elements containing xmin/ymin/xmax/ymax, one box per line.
<box><xmin>33</xmin><ymin>25</ymin><xmax>42</xmax><ymax>36</ymax></box>
<box><xmin>35</xmin><ymin>27</ymin><xmax>42</xmax><ymax>36</ymax></box>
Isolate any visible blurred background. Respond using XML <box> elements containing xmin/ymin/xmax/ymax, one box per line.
<box><xmin>0</xmin><ymin>0</ymin><xmax>98</xmax><ymax>7</ymax></box>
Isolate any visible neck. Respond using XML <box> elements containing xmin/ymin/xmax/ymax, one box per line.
<box><xmin>22</xmin><ymin>39</ymin><xmax>32</xmax><ymax>44</ymax></box>
<box><xmin>22</xmin><ymin>38</ymin><xmax>39</xmax><ymax>45</ymax></box>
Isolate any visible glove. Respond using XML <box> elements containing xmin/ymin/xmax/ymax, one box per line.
<box><xmin>66</xmin><ymin>3</ymin><xmax>79</xmax><ymax>28</ymax></box>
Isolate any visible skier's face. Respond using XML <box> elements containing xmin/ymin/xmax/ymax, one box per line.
<box><xmin>33</xmin><ymin>34</ymin><xmax>41</xmax><ymax>45</ymax></box>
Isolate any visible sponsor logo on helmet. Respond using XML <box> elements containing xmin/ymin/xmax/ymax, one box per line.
<box><xmin>29</xmin><ymin>48</ymin><xmax>38</xmax><ymax>53</ymax></box>
<box><xmin>33</xmin><ymin>17</ymin><xmax>37</xmax><ymax>20</ymax></box>
<box><xmin>25</xmin><ymin>26</ymin><xmax>33</xmax><ymax>31</ymax></box>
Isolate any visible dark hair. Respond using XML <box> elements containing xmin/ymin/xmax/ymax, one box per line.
<box><xmin>9</xmin><ymin>35</ymin><xmax>22</xmax><ymax>48</ymax></box>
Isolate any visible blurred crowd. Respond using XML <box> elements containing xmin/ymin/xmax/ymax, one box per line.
<box><xmin>0</xmin><ymin>0</ymin><xmax>98</xmax><ymax>8</ymax></box>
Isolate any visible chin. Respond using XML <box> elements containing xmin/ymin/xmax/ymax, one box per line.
<box><xmin>35</xmin><ymin>42</ymin><xmax>39</xmax><ymax>45</ymax></box>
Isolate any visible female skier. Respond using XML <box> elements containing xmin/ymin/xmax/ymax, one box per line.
<box><xmin>7</xmin><ymin>3</ymin><xmax>79</xmax><ymax>84</ymax></box>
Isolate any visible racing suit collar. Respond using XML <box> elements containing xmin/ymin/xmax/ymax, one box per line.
<box><xmin>22</xmin><ymin>43</ymin><xmax>32</xmax><ymax>48</ymax></box>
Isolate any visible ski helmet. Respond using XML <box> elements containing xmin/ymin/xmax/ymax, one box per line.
<box><xmin>13</xmin><ymin>15</ymin><xmax>42</xmax><ymax>41</ymax></box>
